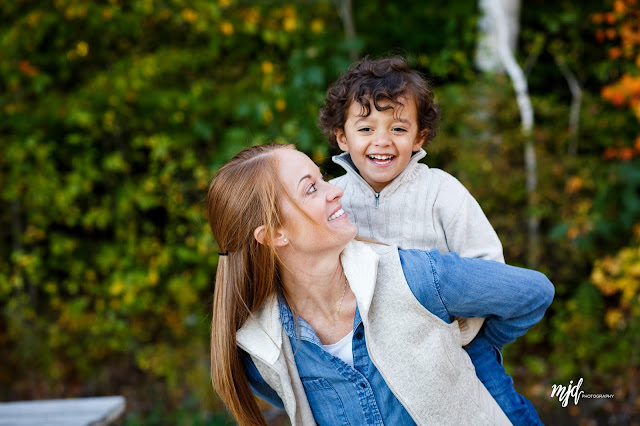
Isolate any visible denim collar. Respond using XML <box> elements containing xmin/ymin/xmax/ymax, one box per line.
<box><xmin>278</xmin><ymin>292</ymin><xmax>322</xmax><ymax>345</ymax></box>
<box><xmin>278</xmin><ymin>292</ymin><xmax>364</xmax><ymax>348</ymax></box>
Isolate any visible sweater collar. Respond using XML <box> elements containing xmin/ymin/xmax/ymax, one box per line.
<box><xmin>235</xmin><ymin>240</ymin><xmax>380</xmax><ymax>365</ymax></box>
<box><xmin>332</xmin><ymin>149</ymin><xmax>427</xmax><ymax>196</ymax></box>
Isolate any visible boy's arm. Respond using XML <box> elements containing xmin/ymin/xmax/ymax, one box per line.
<box><xmin>399</xmin><ymin>249</ymin><xmax>554</xmax><ymax>349</ymax></box>
<box><xmin>436</xmin><ymin>171</ymin><xmax>504</xmax><ymax>263</ymax></box>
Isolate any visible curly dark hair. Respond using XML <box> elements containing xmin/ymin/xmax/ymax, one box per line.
<box><xmin>318</xmin><ymin>56</ymin><xmax>441</xmax><ymax>148</ymax></box>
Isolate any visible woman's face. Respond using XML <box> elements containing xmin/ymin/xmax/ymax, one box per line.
<box><xmin>276</xmin><ymin>149</ymin><xmax>357</xmax><ymax>254</ymax></box>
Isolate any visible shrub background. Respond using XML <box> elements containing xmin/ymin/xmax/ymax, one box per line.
<box><xmin>1</xmin><ymin>0</ymin><xmax>638</xmax><ymax>423</ymax></box>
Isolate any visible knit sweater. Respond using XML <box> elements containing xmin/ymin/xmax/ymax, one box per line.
<box><xmin>330</xmin><ymin>149</ymin><xmax>504</xmax><ymax>262</ymax></box>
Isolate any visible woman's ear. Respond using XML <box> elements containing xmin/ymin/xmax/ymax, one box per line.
<box><xmin>254</xmin><ymin>225</ymin><xmax>288</xmax><ymax>247</ymax></box>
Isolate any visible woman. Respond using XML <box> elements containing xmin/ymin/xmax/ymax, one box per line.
<box><xmin>206</xmin><ymin>144</ymin><xmax>553</xmax><ymax>425</ymax></box>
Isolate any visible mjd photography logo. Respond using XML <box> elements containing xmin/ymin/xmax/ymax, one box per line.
<box><xmin>550</xmin><ymin>378</ymin><xmax>615</xmax><ymax>407</ymax></box>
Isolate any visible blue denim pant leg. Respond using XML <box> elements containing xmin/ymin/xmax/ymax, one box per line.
<box><xmin>465</xmin><ymin>335</ymin><xmax>543</xmax><ymax>426</ymax></box>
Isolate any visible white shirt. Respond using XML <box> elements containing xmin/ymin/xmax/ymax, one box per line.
<box><xmin>322</xmin><ymin>329</ymin><xmax>354</xmax><ymax>367</ymax></box>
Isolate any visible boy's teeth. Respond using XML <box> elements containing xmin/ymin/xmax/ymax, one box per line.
<box><xmin>368</xmin><ymin>154</ymin><xmax>394</xmax><ymax>164</ymax></box>
<box><xmin>369</xmin><ymin>154</ymin><xmax>393</xmax><ymax>160</ymax></box>
<box><xmin>328</xmin><ymin>208</ymin><xmax>345</xmax><ymax>221</ymax></box>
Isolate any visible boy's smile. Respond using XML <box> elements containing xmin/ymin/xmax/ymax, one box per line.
<box><xmin>334</xmin><ymin>96</ymin><xmax>427</xmax><ymax>193</ymax></box>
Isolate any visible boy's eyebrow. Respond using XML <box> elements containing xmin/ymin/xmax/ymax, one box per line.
<box><xmin>353</xmin><ymin>116</ymin><xmax>412</xmax><ymax>125</ymax></box>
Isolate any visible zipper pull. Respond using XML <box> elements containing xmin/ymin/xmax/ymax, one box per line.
<box><xmin>374</xmin><ymin>192</ymin><xmax>380</xmax><ymax>209</ymax></box>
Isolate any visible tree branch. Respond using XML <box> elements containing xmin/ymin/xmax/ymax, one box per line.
<box><xmin>336</xmin><ymin>0</ymin><xmax>359</xmax><ymax>61</ymax></box>
<box><xmin>554</xmin><ymin>54</ymin><xmax>582</xmax><ymax>157</ymax></box>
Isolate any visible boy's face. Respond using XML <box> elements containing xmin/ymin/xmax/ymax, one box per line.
<box><xmin>334</xmin><ymin>96</ymin><xmax>427</xmax><ymax>193</ymax></box>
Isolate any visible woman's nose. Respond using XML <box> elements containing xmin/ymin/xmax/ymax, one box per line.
<box><xmin>326</xmin><ymin>182</ymin><xmax>344</xmax><ymax>201</ymax></box>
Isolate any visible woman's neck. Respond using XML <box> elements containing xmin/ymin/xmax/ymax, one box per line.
<box><xmin>279</xmin><ymin>251</ymin><xmax>346</xmax><ymax>318</ymax></box>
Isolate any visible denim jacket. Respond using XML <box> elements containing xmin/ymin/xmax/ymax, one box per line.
<box><xmin>238</xmin><ymin>241</ymin><xmax>554</xmax><ymax>425</ymax></box>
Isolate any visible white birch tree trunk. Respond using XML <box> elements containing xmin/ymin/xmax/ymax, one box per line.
<box><xmin>477</xmin><ymin>0</ymin><xmax>540</xmax><ymax>266</ymax></box>
<box><xmin>476</xmin><ymin>0</ymin><xmax>521</xmax><ymax>72</ymax></box>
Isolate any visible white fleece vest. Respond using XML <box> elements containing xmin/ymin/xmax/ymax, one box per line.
<box><xmin>236</xmin><ymin>241</ymin><xmax>511</xmax><ymax>425</ymax></box>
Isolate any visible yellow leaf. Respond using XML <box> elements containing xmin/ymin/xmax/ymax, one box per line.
<box><xmin>110</xmin><ymin>280</ymin><xmax>125</xmax><ymax>296</ymax></box>
<box><xmin>220</xmin><ymin>21</ymin><xmax>234</xmax><ymax>36</ymax></box>
<box><xmin>311</xmin><ymin>19</ymin><xmax>324</xmax><ymax>34</ymax></box>
<box><xmin>76</xmin><ymin>41</ymin><xmax>89</xmax><ymax>57</ymax></box>
<box><xmin>605</xmin><ymin>308</ymin><xmax>624</xmax><ymax>329</ymax></box>
<box><xmin>261</xmin><ymin>61</ymin><xmax>274</xmax><ymax>74</ymax></box>
<box><xmin>148</xmin><ymin>269</ymin><xmax>159</xmax><ymax>286</ymax></box>
<box><xmin>283</xmin><ymin>16</ymin><xmax>297</xmax><ymax>32</ymax></box>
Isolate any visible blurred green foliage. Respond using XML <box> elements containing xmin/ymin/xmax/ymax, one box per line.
<box><xmin>1</xmin><ymin>0</ymin><xmax>639</xmax><ymax>423</ymax></box>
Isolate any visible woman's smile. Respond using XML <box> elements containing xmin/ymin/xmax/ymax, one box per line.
<box><xmin>328</xmin><ymin>207</ymin><xmax>346</xmax><ymax>221</ymax></box>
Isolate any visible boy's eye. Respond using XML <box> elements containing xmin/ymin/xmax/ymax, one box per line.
<box><xmin>358</xmin><ymin>127</ymin><xmax>372</xmax><ymax>132</ymax></box>
<box><xmin>392</xmin><ymin>127</ymin><xmax>408</xmax><ymax>132</ymax></box>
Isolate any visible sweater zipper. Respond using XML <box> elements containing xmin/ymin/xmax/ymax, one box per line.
<box><xmin>333</xmin><ymin>152</ymin><xmax>425</xmax><ymax>211</ymax></box>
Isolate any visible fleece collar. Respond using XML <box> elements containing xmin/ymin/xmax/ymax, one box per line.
<box><xmin>235</xmin><ymin>240</ymin><xmax>380</xmax><ymax>365</ymax></box>
<box><xmin>332</xmin><ymin>149</ymin><xmax>427</xmax><ymax>197</ymax></box>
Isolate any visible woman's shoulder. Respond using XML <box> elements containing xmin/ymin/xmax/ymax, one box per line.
<box><xmin>349</xmin><ymin>238</ymin><xmax>397</xmax><ymax>256</ymax></box>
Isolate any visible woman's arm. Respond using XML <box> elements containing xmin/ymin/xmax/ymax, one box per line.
<box><xmin>399</xmin><ymin>249</ymin><xmax>554</xmax><ymax>349</ymax></box>
<box><xmin>239</xmin><ymin>350</ymin><xmax>285</xmax><ymax>409</ymax></box>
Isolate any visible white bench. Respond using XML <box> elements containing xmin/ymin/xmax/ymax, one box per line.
<box><xmin>0</xmin><ymin>396</ymin><xmax>125</xmax><ymax>426</ymax></box>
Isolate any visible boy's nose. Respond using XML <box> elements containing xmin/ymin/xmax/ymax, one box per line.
<box><xmin>373</xmin><ymin>131</ymin><xmax>391</xmax><ymax>146</ymax></box>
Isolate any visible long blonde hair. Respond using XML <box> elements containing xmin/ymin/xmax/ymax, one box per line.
<box><xmin>206</xmin><ymin>144</ymin><xmax>293</xmax><ymax>425</ymax></box>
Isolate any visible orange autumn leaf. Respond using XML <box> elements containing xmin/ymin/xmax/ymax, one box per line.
<box><xmin>609</xmin><ymin>47</ymin><xmax>623</xmax><ymax>59</ymax></box>
<box><xmin>614</xmin><ymin>0</ymin><xmax>626</xmax><ymax>13</ymax></box>
<box><xmin>19</xmin><ymin>60</ymin><xmax>39</xmax><ymax>77</ymax></box>
<box><xmin>603</xmin><ymin>147</ymin><xmax>618</xmax><ymax>159</ymax></box>
<box><xmin>564</xmin><ymin>176</ymin><xmax>583</xmax><ymax>195</ymax></box>
<box><xmin>620</xmin><ymin>147</ymin><xmax>635</xmax><ymax>160</ymax></box>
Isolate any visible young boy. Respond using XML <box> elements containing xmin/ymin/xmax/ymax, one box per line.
<box><xmin>319</xmin><ymin>56</ymin><xmax>543</xmax><ymax>425</ymax></box>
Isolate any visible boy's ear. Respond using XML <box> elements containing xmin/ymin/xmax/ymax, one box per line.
<box><xmin>413</xmin><ymin>129</ymin><xmax>428</xmax><ymax>150</ymax></box>
<box><xmin>334</xmin><ymin>128</ymin><xmax>350</xmax><ymax>152</ymax></box>
<box><xmin>254</xmin><ymin>225</ymin><xmax>289</xmax><ymax>247</ymax></box>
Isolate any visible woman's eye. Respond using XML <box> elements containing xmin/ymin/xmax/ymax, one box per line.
<box><xmin>306</xmin><ymin>183</ymin><xmax>318</xmax><ymax>194</ymax></box>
